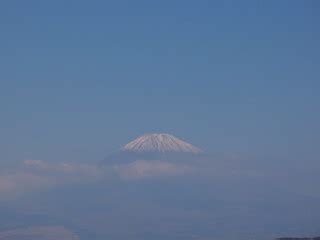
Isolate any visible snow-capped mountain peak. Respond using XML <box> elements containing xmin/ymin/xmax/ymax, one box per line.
<box><xmin>121</xmin><ymin>133</ymin><xmax>203</xmax><ymax>154</ymax></box>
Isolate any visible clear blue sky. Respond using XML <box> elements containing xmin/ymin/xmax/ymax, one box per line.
<box><xmin>1</xmin><ymin>1</ymin><xmax>319</xmax><ymax>163</ymax></box>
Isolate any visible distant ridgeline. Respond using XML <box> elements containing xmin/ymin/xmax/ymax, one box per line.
<box><xmin>277</xmin><ymin>237</ymin><xmax>320</xmax><ymax>240</ymax></box>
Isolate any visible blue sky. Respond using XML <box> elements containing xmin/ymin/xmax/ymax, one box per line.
<box><xmin>1</xmin><ymin>0</ymin><xmax>319</xmax><ymax>163</ymax></box>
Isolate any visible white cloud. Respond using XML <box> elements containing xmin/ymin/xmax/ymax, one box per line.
<box><xmin>0</xmin><ymin>160</ymin><xmax>103</xmax><ymax>198</ymax></box>
<box><xmin>0</xmin><ymin>172</ymin><xmax>55</xmax><ymax>197</ymax></box>
<box><xmin>0</xmin><ymin>159</ymin><xmax>194</xmax><ymax>198</ymax></box>
<box><xmin>23</xmin><ymin>160</ymin><xmax>101</xmax><ymax>176</ymax></box>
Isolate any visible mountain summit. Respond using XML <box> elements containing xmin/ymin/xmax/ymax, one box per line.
<box><xmin>121</xmin><ymin>133</ymin><xmax>203</xmax><ymax>154</ymax></box>
<box><xmin>101</xmin><ymin>133</ymin><xmax>204</xmax><ymax>165</ymax></box>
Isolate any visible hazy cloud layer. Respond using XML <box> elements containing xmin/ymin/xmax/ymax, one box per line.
<box><xmin>0</xmin><ymin>159</ymin><xmax>195</xmax><ymax>198</ymax></box>
<box><xmin>0</xmin><ymin>226</ymin><xmax>80</xmax><ymax>240</ymax></box>
<box><xmin>0</xmin><ymin>172</ymin><xmax>54</xmax><ymax>196</ymax></box>
<box><xmin>0</xmin><ymin>160</ymin><xmax>100</xmax><ymax>198</ymax></box>
<box><xmin>2</xmin><ymin>156</ymin><xmax>319</xmax><ymax>202</ymax></box>
<box><xmin>113</xmin><ymin>160</ymin><xmax>192</xmax><ymax>179</ymax></box>
<box><xmin>1</xmin><ymin>157</ymin><xmax>319</xmax><ymax>240</ymax></box>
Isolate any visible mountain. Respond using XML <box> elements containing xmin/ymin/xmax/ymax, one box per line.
<box><xmin>102</xmin><ymin>133</ymin><xmax>204</xmax><ymax>165</ymax></box>
<box><xmin>122</xmin><ymin>133</ymin><xmax>203</xmax><ymax>153</ymax></box>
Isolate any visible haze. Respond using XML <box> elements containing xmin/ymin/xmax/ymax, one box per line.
<box><xmin>0</xmin><ymin>1</ymin><xmax>319</xmax><ymax>240</ymax></box>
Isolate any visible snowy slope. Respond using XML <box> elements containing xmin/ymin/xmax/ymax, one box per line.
<box><xmin>122</xmin><ymin>133</ymin><xmax>203</xmax><ymax>154</ymax></box>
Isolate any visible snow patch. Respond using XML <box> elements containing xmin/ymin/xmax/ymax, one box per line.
<box><xmin>122</xmin><ymin>133</ymin><xmax>203</xmax><ymax>154</ymax></box>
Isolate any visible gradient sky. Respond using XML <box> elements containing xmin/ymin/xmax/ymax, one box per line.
<box><xmin>1</xmin><ymin>1</ymin><xmax>319</xmax><ymax>163</ymax></box>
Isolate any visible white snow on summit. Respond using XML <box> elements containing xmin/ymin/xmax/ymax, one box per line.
<box><xmin>122</xmin><ymin>133</ymin><xmax>203</xmax><ymax>154</ymax></box>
